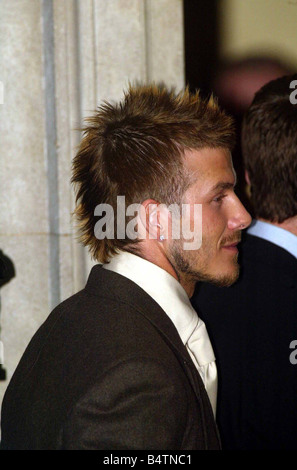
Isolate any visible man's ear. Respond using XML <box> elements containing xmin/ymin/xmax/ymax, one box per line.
<box><xmin>138</xmin><ymin>199</ymin><xmax>169</xmax><ymax>241</ymax></box>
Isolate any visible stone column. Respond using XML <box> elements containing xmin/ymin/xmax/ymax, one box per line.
<box><xmin>0</xmin><ymin>0</ymin><xmax>52</xmax><ymax>401</ymax></box>
<box><xmin>0</xmin><ymin>0</ymin><xmax>184</xmax><ymax>403</ymax></box>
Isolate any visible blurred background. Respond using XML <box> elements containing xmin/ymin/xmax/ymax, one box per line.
<box><xmin>0</xmin><ymin>0</ymin><xmax>296</xmax><ymax>406</ymax></box>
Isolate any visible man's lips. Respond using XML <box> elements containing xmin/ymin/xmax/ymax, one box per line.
<box><xmin>221</xmin><ymin>241</ymin><xmax>240</xmax><ymax>252</ymax></box>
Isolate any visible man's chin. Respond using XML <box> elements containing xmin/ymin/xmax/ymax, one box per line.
<box><xmin>207</xmin><ymin>274</ymin><xmax>238</xmax><ymax>288</ymax></box>
<box><xmin>197</xmin><ymin>264</ymin><xmax>240</xmax><ymax>288</ymax></box>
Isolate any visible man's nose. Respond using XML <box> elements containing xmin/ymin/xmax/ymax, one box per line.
<box><xmin>227</xmin><ymin>197</ymin><xmax>252</xmax><ymax>231</ymax></box>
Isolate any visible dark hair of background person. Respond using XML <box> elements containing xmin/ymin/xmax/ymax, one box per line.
<box><xmin>211</xmin><ymin>57</ymin><xmax>294</xmax><ymax>212</ymax></box>
<box><xmin>242</xmin><ymin>73</ymin><xmax>297</xmax><ymax>223</ymax></box>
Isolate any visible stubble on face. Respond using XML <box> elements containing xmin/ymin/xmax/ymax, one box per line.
<box><xmin>169</xmin><ymin>236</ymin><xmax>240</xmax><ymax>289</ymax></box>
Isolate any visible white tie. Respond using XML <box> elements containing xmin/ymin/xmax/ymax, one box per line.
<box><xmin>186</xmin><ymin>317</ymin><xmax>218</xmax><ymax>417</ymax></box>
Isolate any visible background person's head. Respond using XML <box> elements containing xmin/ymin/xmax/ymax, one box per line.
<box><xmin>72</xmin><ymin>83</ymin><xmax>235</xmax><ymax>264</ymax></box>
<box><xmin>242</xmin><ymin>73</ymin><xmax>297</xmax><ymax>223</ymax></box>
<box><xmin>212</xmin><ymin>56</ymin><xmax>293</xmax><ymax>213</ymax></box>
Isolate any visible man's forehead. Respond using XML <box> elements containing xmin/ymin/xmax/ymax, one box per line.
<box><xmin>183</xmin><ymin>147</ymin><xmax>234</xmax><ymax>181</ymax></box>
<box><xmin>180</xmin><ymin>148</ymin><xmax>236</xmax><ymax>196</ymax></box>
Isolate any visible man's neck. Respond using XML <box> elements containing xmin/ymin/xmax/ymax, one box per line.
<box><xmin>132</xmin><ymin>241</ymin><xmax>195</xmax><ymax>298</ymax></box>
<box><xmin>259</xmin><ymin>216</ymin><xmax>297</xmax><ymax>236</ymax></box>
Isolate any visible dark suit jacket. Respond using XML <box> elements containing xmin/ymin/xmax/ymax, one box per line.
<box><xmin>1</xmin><ymin>265</ymin><xmax>220</xmax><ymax>450</ymax></box>
<box><xmin>191</xmin><ymin>233</ymin><xmax>297</xmax><ymax>450</ymax></box>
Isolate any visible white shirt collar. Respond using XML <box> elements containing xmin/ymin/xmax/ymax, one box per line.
<box><xmin>102</xmin><ymin>251</ymin><xmax>198</xmax><ymax>345</ymax></box>
<box><xmin>247</xmin><ymin>219</ymin><xmax>297</xmax><ymax>259</ymax></box>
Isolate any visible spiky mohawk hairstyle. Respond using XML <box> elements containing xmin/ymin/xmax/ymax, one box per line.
<box><xmin>72</xmin><ymin>83</ymin><xmax>235</xmax><ymax>262</ymax></box>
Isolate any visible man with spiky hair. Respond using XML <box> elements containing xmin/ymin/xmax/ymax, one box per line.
<box><xmin>1</xmin><ymin>84</ymin><xmax>250</xmax><ymax>450</ymax></box>
<box><xmin>192</xmin><ymin>74</ymin><xmax>297</xmax><ymax>450</ymax></box>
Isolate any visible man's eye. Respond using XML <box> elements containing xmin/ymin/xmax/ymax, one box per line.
<box><xmin>213</xmin><ymin>194</ymin><xmax>225</xmax><ymax>203</ymax></box>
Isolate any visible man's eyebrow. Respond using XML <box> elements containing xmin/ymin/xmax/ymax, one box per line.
<box><xmin>209</xmin><ymin>180</ymin><xmax>237</xmax><ymax>193</ymax></box>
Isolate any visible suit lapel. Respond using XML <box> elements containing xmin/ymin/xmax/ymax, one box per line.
<box><xmin>85</xmin><ymin>265</ymin><xmax>220</xmax><ymax>447</ymax></box>
<box><xmin>85</xmin><ymin>265</ymin><xmax>208</xmax><ymax>403</ymax></box>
